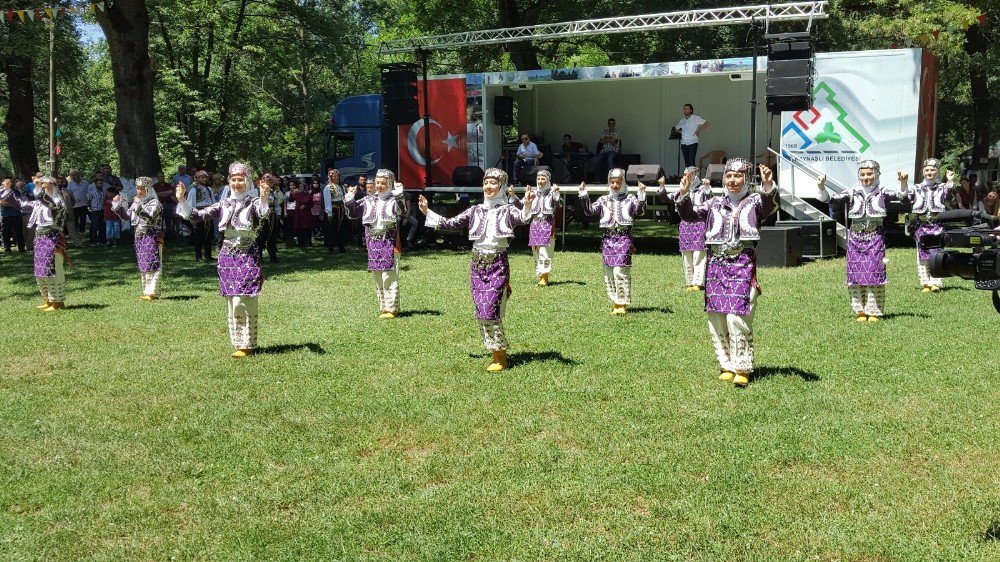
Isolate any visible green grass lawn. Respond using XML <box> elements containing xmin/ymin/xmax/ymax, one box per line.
<box><xmin>2</xmin><ymin>223</ymin><xmax>1000</xmax><ymax>560</ymax></box>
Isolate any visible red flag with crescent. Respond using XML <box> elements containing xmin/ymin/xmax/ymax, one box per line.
<box><xmin>397</xmin><ymin>77</ymin><xmax>467</xmax><ymax>188</ymax></box>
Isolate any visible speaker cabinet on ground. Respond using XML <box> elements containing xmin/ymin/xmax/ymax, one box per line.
<box><xmin>452</xmin><ymin>166</ymin><xmax>485</xmax><ymax>187</ymax></box>
<box><xmin>493</xmin><ymin>95</ymin><xmax>514</xmax><ymax>126</ymax></box>
<box><xmin>758</xmin><ymin>225</ymin><xmax>803</xmax><ymax>267</ymax></box>
<box><xmin>625</xmin><ymin>164</ymin><xmax>663</xmax><ymax>183</ymax></box>
<box><xmin>380</xmin><ymin>63</ymin><xmax>419</xmax><ymax>125</ymax></box>
<box><xmin>797</xmin><ymin>219</ymin><xmax>838</xmax><ymax>258</ymax></box>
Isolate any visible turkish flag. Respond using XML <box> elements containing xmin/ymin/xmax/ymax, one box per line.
<box><xmin>397</xmin><ymin>77</ymin><xmax>467</xmax><ymax>188</ymax></box>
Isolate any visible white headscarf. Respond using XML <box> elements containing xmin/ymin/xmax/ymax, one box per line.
<box><xmin>135</xmin><ymin>176</ymin><xmax>157</xmax><ymax>203</ymax></box>
<box><xmin>483</xmin><ymin>168</ymin><xmax>508</xmax><ymax>208</ymax></box>
<box><xmin>227</xmin><ymin>162</ymin><xmax>254</xmax><ymax>201</ymax></box>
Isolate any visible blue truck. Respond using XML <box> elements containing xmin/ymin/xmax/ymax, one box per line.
<box><xmin>321</xmin><ymin>94</ymin><xmax>397</xmax><ymax>184</ymax></box>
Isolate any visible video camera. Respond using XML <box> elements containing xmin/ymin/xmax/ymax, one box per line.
<box><xmin>920</xmin><ymin>209</ymin><xmax>1000</xmax><ymax>313</ymax></box>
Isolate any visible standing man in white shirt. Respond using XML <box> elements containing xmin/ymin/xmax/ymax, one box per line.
<box><xmin>675</xmin><ymin>103</ymin><xmax>709</xmax><ymax>168</ymax></box>
<box><xmin>513</xmin><ymin>133</ymin><xmax>542</xmax><ymax>186</ymax></box>
<box><xmin>67</xmin><ymin>170</ymin><xmax>90</xmax><ymax>234</ymax></box>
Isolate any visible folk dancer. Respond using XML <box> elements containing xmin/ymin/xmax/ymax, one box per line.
<box><xmin>816</xmin><ymin>161</ymin><xmax>901</xmax><ymax>321</ymax></box>
<box><xmin>676</xmin><ymin>160</ymin><xmax>777</xmax><ymax>387</ymax></box>
<box><xmin>661</xmin><ymin>166</ymin><xmax>710</xmax><ymax>291</ymax></box>
<box><xmin>345</xmin><ymin>169</ymin><xmax>406</xmax><ymax>319</ymax></box>
<box><xmin>578</xmin><ymin>168</ymin><xmax>647</xmax><ymax>315</ymax></box>
<box><xmin>417</xmin><ymin>168</ymin><xmax>535</xmax><ymax>372</ymax></box>
<box><xmin>113</xmin><ymin>176</ymin><xmax>164</xmax><ymax>301</ymax></box>
<box><xmin>526</xmin><ymin>170</ymin><xmax>561</xmax><ymax>286</ymax></box>
<box><xmin>898</xmin><ymin>158</ymin><xmax>954</xmax><ymax>292</ymax></box>
<box><xmin>14</xmin><ymin>176</ymin><xmax>70</xmax><ymax>311</ymax></box>
<box><xmin>177</xmin><ymin>163</ymin><xmax>274</xmax><ymax>358</ymax></box>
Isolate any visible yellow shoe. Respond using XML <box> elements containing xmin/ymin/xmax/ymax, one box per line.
<box><xmin>139</xmin><ymin>295</ymin><xmax>153</xmax><ymax>301</ymax></box>
<box><xmin>486</xmin><ymin>350</ymin><xmax>507</xmax><ymax>372</ymax></box>
<box><xmin>867</xmin><ymin>315</ymin><xmax>880</xmax><ymax>322</ymax></box>
<box><xmin>855</xmin><ymin>313</ymin><xmax>868</xmax><ymax>322</ymax></box>
<box><xmin>379</xmin><ymin>311</ymin><xmax>396</xmax><ymax>319</ymax></box>
<box><xmin>231</xmin><ymin>349</ymin><xmax>253</xmax><ymax>358</ymax></box>
<box><xmin>36</xmin><ymin>301</ymin><xmax>51</xmax><ymax>310</ymax></box>
<box><xmin>613</xmin><ymin>305</ymin><xmax>627</xmax><ymax>315</ymax></box>
<box><xmin>719</xmin><ymin>370</ymin><xmax>736</xmax><ymax>382</ymax></box>
<box><xmin>732</xmin><ymin>374</ymin><xmax>749</xmax><ymax>387</ymax></box>
<box><xmin>43</xmin><ymin>301</ymin><xmax>64</xmax><ymax>311</ymax></box>
<box><xmin>692</xmin><ymin>286</ymin><xmax>704</xmax><ymax>292</ymax></box>
<box><xmin>538</xmin><ymin>273</ymin><xmax>549</xmax><ymax>286</ymax></box>
<box><xmin>921</xmin><ymin>286</ymin><xmax>932</xmax><ymax>293</ymax></box>
<box><xmin>930</xmin><ymin>286</ymin><xmax>941</xmax><ymax>292</ymax></box>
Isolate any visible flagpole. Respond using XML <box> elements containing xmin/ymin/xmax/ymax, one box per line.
<box><xmin>46</xmin><ymin>9</ymin><xmax>56</xmax><ymax>174</ymax></box>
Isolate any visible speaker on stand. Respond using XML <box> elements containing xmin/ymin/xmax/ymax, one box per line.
<box><xmin>765</xmin><ymin>33</ymin><xmax>815</xmax><ymax>113</ymax></box>
<box><xmin>379</xmin><ymin>63</ymin><xmax>420</xmax><ymax>125</ymax></box>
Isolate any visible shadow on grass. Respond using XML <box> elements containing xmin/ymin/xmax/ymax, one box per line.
<box><xmin>881</xmin><ymin>312</ymin><xmax>931</xmax><ymax>320</ymax></box>
<box><xmin>64</xmin><ymin>303</ymin><xmax>109</xmax><ymax>311</ymax></box>
<box><xmin>753</xmin><ymin>365</ymin><xmax>821</xmax><ymax>382</ymax></box>
<box><xmin>162</xmin><ymin>295</ymin><xmax>200</xmax><ymax>301</ymax></box>
<box><xmin>983</xmin><ymin>520</ymin><xmax>1000</xmax><ymax>541</ymax></box>
<box><xmin>628</xmin><ymin>306</ymin><xmax>674</xmax><ymax>314</ymax></box>
<box><xmin>257</xmin><ymin>343</ymin><xmax>326</xmax><ymax>355</ymax></box>
<box><xmin>939</xmin><ymin>286</ymin><xmax>971</xmax><ymax>292</ymax></box>
<box><xmin>396</xmin><ymin>309</ymin><xmax>442</xmax><ymax>318</ymax></box>
<box><xmin>469</xmin><ymin>350</ymin><xmax>580</xmax><ymax>367</ymax></box>
<box><xmin>545</xmin><ymin>280</ymin><xmax>586</xmax><ymax>287</ymax></box>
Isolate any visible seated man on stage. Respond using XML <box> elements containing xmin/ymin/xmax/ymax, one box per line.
<box><xmin>588</xmin><ymin>118</ymin><xmax>621</xmax><ymax>181</ymax></box>
<box><xmin>562</xmin><ymin>134</ymin><xmax>586</xmax><ymax>153</ymax></box>
<box><xmin>513</xmin><ymin>133</ymin><xmax>543</xmax><ymax>186</ymax></box>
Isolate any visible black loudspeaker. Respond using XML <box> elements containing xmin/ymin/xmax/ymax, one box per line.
<box><xmin>797</xmin><ymin>219</ymin><xmax>838</xmax><ymax>257</ymax></box>
<box><xmin>626</xmin><ymin>164</ymin><xmax>663</xmax><ymax>183</ymax></box>
<box><xmin>452</xmin><ymin>165</ymin><xmax>485</xmax><ymax>187</ymax></box>
<box><xmin>758</xmin><ymin>226</ymin><xmax>803</xmax><ymax>267</ymax></box>
<box><xmin>494</xmin><ymin>96</ymin><xmax>514</xmax><ymax>126</ymax></box>
<box><xmin>766</xmin><ymin>34</ymin><xmax>814</xmax><ymax>113</ymax></box>
<box><xmin>523</xmin><ymin>165</ymin><xmax>551</xmax><ymax>185</ymax></box>
<box><xmin>380</xmin><ymin>63</ymin><xmax>420</xmax><ymax>125</ymax></box>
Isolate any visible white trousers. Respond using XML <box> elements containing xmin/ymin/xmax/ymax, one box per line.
<box><xmin>682</xmin><ymin>250</ymin><xmax>707</xmax><ymax>287</ymax></box>
<box><xmin>917</xmin><ymin>258</ymin><xmax>942</xmax><ymax>288</ymax></box>
<box><xmin>36</xmin><ymin>253</ymin><xmax>65</xmax><ymax>303</ymax></box>
<box><xmin>478</xmin><ymin>291</ymin><xmax>508</xmax><ymax>351</ymax></box>
<box><xmin>373</xmin><ymin>267</ymin><xmax>400</xmax><ymax>313</ymax></box>
<box><xmin>532</xmin><ymin>239</ymin><xmax>555</xmax><ymax>276</ymax></box>
<box><xmin>140</xmin><ymin>248</ymin><xmax>163</xmax><ymax>297</ymax></box>
<box><xmin>848</xmin><ymin>285</ymin><xmax>885</xmax><ymax>316</ymax></box>
<box><xmin>227</xmin><ymin>296</ymin><xmax>259</xmax><ymax>350</ymax></box>
<box><xmin>603</xmin><ymin>265</ymin><xmax>631</xmax><ymax>305</ymax></box>
<box><xmin>707</xmin><ymin>289</ymin><xmax>756</xmax><ymax>374</ymax></box>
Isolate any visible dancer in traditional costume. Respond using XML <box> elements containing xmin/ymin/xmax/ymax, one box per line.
<box><xmin>817</xmin><ymin>160</ymin><xmax>901</xmax><ymax>321</ymax></box>
<box><xmin>345</xmin><ymin>169</ymin><xmax>405</xmax><ymax>319</ymax></box>
<box><xmin>661</xmin><ymin>166</ymin><xmax>710</xmax><ymax>291</ymax></box>
<box><xmin>113</xmin><ymin>176</ymin><xmax>164</xmax><ymax>300</ymax></box>
<box><xmin>676</xmin><ymin>160</ymin><xmax>777</xmax><ymax>387</ymax></box>
<box><xmin>417</xmin><ymin>168</ymin><xmax>534</xmax><ymax>372</ymax></box>
<box><xmin>525</xmin><ymin>169</ymin><xmax>561</xmax><ymax>286</ymax></box>
<box><xmin>578</xmin><ymin>168</ymin><xmax>646</xmax><ymax>315</ymax></box>
<box><xmin>16</xmin><ymin>176</ymin><xmax>70</xmax><ymax>311</ymax></box>
<box><xmin>898</xmin><ymin>158</ymin><xmax>954</xmax><ymax>292</ymax></box>
<box><xmin>177</xmin><ymin>163</ymin><xmax>273</xmax><ymax>358</ymax></box>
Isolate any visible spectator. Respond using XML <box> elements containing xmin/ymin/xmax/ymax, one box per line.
<box><xmin>25</xmin><ymin>173</ymin><xmax>40</xmax><ymax>197</ymax></box>
<box><xmin>152</xmin><ymin>172</ymin><xmax>176</xmax><ymax>239</ymax></box>
<box><xmin>288</xmin><ymin>179</ymin><xmax>314</xmax><ymax>247</ymax></box>
<box><xmin>87</xmin><ymin>177</ymin><xmax>107</xmax><ymax>245</ymax></box>
<box><xmin>588</xmin><ymin>118</ymin><xmax>621</xmax><ymax>182</ymax></box>
<box><xmin>562</xmin><ymin>134</ymin><xmax>586</xmax><ymax>153</ymax></box>
<box><xmin>186</xmin><ymin>170</ymin><xmax>216</xmax><ymax>261</ymax></box>
<box><xmin>67</xmin><ymin>170</ymin><xmax>90</xmax><ymax>234</ymax></box>
<box><xmin>172</xmin><ymin>165</ymin><xmax>193</xmax><ymax>188</ymax></box>
<box><xmin>103</xmin><ymin>186</ymin><xmax>122</xmax><ymax>246</ymax></box>
<box><xmin>513</xmin><ymin>133</ymin><xmax>542</xmax><ymax>186</ymax></box>
<box><xmin>674</xmin><ymin>103</ymin><xmax>709</xmax><ymax>168</ymax></box>
<box><xmin>352</xmin><ymin>174</ymin><xmax>368</xmax><ymax>245</ymax></box>
<box><xmin>255</xmin><ymin>173</ymin><xmax>285</xmax><ymax>262</ymax></box>
<box><xmin>1</xmin><ymin>177</ymin><xmax>27</xmax><ymax>253</ymax></box>
<box><xmin>321</xmin><ymin>170</ymin><xmax>346</xmax><ymax>253</ymax></box>
<box><xmin>101</xmin><ymin>164</ymin><xmax>123</xmax><ymax>190</ymax></box>
<box><xmin>952</xmin><ymin>177</ymin><xmax>978</xmax><ymax>209</ymax></box>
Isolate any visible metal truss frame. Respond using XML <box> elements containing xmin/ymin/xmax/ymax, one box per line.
<box><xmin>379</xmin><ymin>1</ymin><xmax>828</xmax><ymax>54</ymax></box>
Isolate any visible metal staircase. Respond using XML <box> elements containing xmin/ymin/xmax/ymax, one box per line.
<box><xmin>768</xmin><ymin>148</ymin><xmax>849</xmax><ymax>251</ymax></box>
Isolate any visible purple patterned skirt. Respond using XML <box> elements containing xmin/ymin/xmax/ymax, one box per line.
<box><xmin>218</xmin><ymin>243</ymin><xmax>263</xmax><ymax>297</ymax></box>
<box><xmin>135</xmin><ymin>229</ymin><xmax>162</xmax><ymax>273</ymax></box>
<box><xmin>367</xmin><ymin>229</ymin><xmax>397</xmax><ymax>271</ymax></box>
<box><xmin>602</xmin><ymin>229</ymin><xmax>633</xmax><ymax>267</ymax></box>
<box><xmin>470</xmin><ymin>251</ymin><xmax>511</xmax><ymax>321</ymax></box>
<box><xmin>678</xmin><ymin>219</ymin><xmax>708</xmax><ymax>252</ymax></box>
<box><xmin>33</xmin><ymin>230</ymin><xmax>62</xmax><ymax>278</ymax></box>
<box><xmin>528</xmin><ymin>215</ymin><xmax>555</xmax><ymax>247</ymax></box>
<box><xmin>705</xmin><ymin>249</ymin><xmax>757</xmax><ymax>316</ymax></box>
<box><xmin>914</xmin><ymin>222</ymin><xmax>944</xmax><ymax>261</ymax></box>
<box><xmin>846</xmin><ymin>227</ymin><xmax>886</xmax><ymax>286</ymax></box>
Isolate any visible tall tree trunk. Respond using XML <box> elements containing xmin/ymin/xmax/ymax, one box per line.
<box><xmin>965</xmin><ymin>21</ymin><xmax>992</xmax><ymax>169</ymax></box>
<box><xmin>1</xmin><ymin>54</ymin><xmax>40</xmax><ymax>179</ymax></box>
<box><xmin>96</xmin><ymin>0</ymin><xmax>162</xmax><ymax>177</ymax></box>
<box><xmin>498</xmin><ymin>0</ymin><xmax>543</xmax><ymax>70</ymax></box>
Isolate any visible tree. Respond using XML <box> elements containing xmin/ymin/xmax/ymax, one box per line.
<box><xmin>95</xmin><ymin>0</ymin><xmax>162</xmax><ymax>177</ymax></box>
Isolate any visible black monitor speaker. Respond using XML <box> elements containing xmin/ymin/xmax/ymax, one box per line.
<box><xmin>494</xmin><ymin>96</ymin><xmax>514</xmax><ymax>126</ymax></box>
<box><xmin>758</xmin><ymin>225</ymin><xmax>803</xmax><ymax>267</ymax></box>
